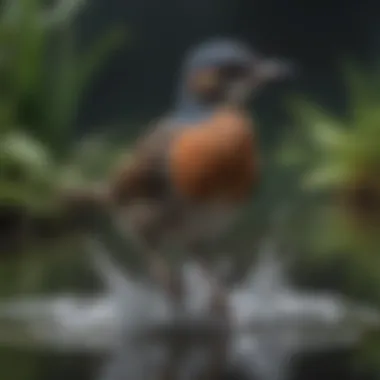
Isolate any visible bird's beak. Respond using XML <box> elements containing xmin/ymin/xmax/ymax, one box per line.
<box><xmin>224</xmin><ymin>57</ymin><xmax>295</xmax><ymax>105</ymax></box>
<box><xmin>252</xmin><ymin>58</ymin><xmax>295</xmax><ymax>85</ymax></box>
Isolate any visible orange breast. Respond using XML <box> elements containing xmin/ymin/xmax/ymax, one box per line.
<box><xmin>168</xmin><ymin>108</ymin><xmax>259</xmax><ymax>202</ymax></box>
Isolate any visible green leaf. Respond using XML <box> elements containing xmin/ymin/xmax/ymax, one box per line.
<box><xmin>302</xmin><ymin>162</ymin><xmax>352</xmax><ymax>190</ymax></box>
<box><xmin>43</xmin><ymin>25</ymin><xmax>77</xmax><ymax>154</ymax></box>
<box><xmin>343</xmin><ymin>62</ymin><xmax>380</xmax><ymax>122</ymax></box>
<box><xmin>78</xmin><ymin>25</ymin><xmax>126</xmax><ymax>94</ymax></box>
<box><xmin>40</xmin><ymin>0</ymin><xmax>87</xmax><ymax>27</ymax></box>
<box><xmin>9</xmin><ymin>0</ymin><xmax>47</xmax><ymax>99</ymax></box>
<box><xmin>45</xmin><ymin>25</ymin><xmax>126</xmax><ymax>156</ymax></box>
<box><xmin>291</xmin><ymin>98</ymin><xmax>344</xmax><ymax>129</ymax></box>
<box><xmin>0</xmin><ymin>130</ymin><xmax>52</xmax><ymax>175</ymax></box>
<box><xmin>308</xmin><ymin>120</ymin><xmax>349</xmax><ymax>152</ymax></box>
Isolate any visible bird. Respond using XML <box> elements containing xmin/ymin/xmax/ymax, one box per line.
<box><xmin>74</xmin><ymin>38</ymin><xmax>293</xmax><ymax>286</ymax></box>
<box><xmin>80</xmin><ymin>41</ymin><xmax>293</xmax><ymax>380</ymax></box>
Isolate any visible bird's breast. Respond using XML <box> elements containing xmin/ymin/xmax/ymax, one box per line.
<box><xmin>168</xmin><ymin>108</ymin><xmax>258</xmax><ymax>203</ymax></box>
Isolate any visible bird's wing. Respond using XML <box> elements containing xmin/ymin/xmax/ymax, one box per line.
<box><xmin>109</xmin><ymin>117</ymin><xmax>178</xmax><ymax>205</ymax></box>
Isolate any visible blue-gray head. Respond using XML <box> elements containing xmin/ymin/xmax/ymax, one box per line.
<box><xmin>174</xmin><ymin>38</ymin><xmax>293</xmax><ymax>121</ymax></box>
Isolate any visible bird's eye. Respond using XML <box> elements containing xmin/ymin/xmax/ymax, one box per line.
<box><xmin>219</xmin><ymin>64</ymin><xmax>250</xmax><ymax>81</ymax></box>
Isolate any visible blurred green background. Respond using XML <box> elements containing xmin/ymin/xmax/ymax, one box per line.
<box><xmin>0</xmin><ymin>0</ymin><xmax>379</xmax><ymax>379</ymax></box>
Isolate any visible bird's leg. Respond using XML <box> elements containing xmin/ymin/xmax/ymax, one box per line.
<box><xmin>112</xmin><ymin>200</ymin><xmax>184</xmax><ymax>302</ymax></box>
<box><xmin>139</xmin><ymin>247</ymin><xmax>189</xmax><ymax>380</ymax></box>
<box><xmin>146</xmin><ymin>249</ymin><xmax>184</xmax><ymax>302</ymax></box>
<box><xmin>189</xmin><ymin>245</ymin><xmax>230</xmax><ymax>380</ymax></box>
<box><xmin>188</xmin><ymin>241</ymin><xmax>223</xmax><ymax>291</ymax></box>
<box><xmin>205</xmin><ymin>265</ymin><xmax>231</xmax><ymax>380</ymax></box>
<box><xmin>126</xmin><ymin>229</ymin><xmax>183</xmax><ymax>303</ymax></box>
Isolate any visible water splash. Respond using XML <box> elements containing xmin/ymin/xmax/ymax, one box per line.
<box><xmin>0</xmin><ymin>238</ymin><xmax>378</xmax><ymax>380</ymax></box>
<box><xmin>229</xmin><ymin>238</ymin><xmax>380</xmax><ymax>380</ymax></box>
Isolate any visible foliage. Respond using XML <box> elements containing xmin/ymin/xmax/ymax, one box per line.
<box><xmin>0</xmin><ymin>0</ymin><xmax>131</xmax><ymax>315</ymax></box>
<box><xmin>279</xmin><ymin>64</ymin><xmax>380</xmax><ymax>268</ymax></box>
<box><xmin>0</xmin><ymin>0</ymin><xmax>127</xmax><ymax>217</ymax></box>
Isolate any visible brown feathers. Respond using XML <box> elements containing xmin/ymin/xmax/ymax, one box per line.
<box><xmin>109</xmin><ymin>120</ymin><xmax>176</xmax><ymax>206</ymax></box>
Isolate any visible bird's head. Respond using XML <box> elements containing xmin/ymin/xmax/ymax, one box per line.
<box><xmin>175</xmin><ymin>38</ymin><xmax>294</xmax><ymax>119</ymax></box>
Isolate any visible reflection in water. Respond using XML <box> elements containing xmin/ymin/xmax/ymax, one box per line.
<box><xmin>0</xmin><ymin>239</ymin><xmax>378</xmax><ymax>380</ymax></box>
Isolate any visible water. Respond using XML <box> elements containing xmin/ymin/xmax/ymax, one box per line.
<box><xmin>228</xmin><ymin>239</ymin><xmax>380</xmax><ymax>380</ymax></box>
<box><xmin>0</xmin><ymin>238</ymin><xmax>378</xmax><ymax>380</ymax></box>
